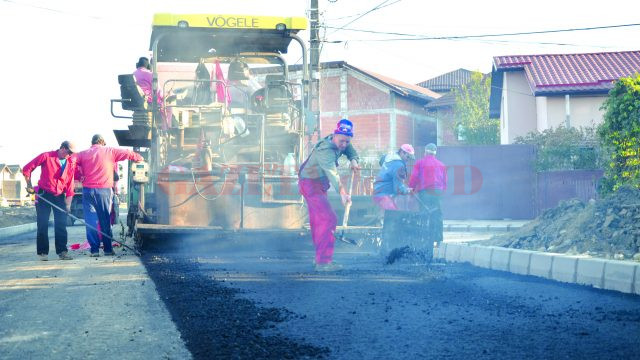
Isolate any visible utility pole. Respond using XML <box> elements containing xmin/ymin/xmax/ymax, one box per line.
<box><xmin>309</xmin><ymin>0</ymin><xmax>321</xmax><ymax>137</ymax></box>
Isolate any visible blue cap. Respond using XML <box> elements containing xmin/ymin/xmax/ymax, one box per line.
<box><xmin>334</xmin><ymin>119</ymin><xmax>354</xmax><ymax>137</ymax></box>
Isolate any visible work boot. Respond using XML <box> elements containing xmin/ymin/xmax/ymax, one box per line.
<box><xmin>314</xmin><ymin>262</ymin><xmax>343</xmax><ymax>272</ymax></box>
<box><xmin>89</xmin><ymin>252</ymin><xmax>100</xmax><ymax>258</ymax></box>
<box><xmin>58</xmin><ymin>251</ymin><xmax>73</xmax><ymax>260</ymax></box>
<box><xmin>38</xmin><ymin>254</ymin><xmax>48</xmax><ymax>261</ymax></box>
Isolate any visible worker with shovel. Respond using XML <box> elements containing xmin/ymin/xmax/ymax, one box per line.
<box><xmin>373</xmin><ymin>144</ymin><xmax>416</xmax><ymax>213</ymax></box>
<box><xmin>23</xmin><ymin>141</ymin><xmax>77</xmax><ymax>261</ymax></box>
<box><xmin>409</xmin><ymin>143</ymin><xmax>447</xmax><ymax>248</ymax></box>
<box><xmin>299</xmin><ymin>119</ymin><xmax>359</xmax><ymax>271</ymax></box>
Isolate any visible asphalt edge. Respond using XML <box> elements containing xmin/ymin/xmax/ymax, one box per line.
<box><xmin>435</xmin><ymin>243</ymin><xmax>640</xmax><ymax>296</ymax></box>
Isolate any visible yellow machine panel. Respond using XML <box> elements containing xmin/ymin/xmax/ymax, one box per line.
<box><xmin>152</xmin><ymin>13</ymin><xmax>307</xmax><ymax>31</ymax></box>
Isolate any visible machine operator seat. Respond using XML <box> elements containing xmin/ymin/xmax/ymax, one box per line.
<box><xmin>264</xmin><ymin>74</ymin><xmax>290</xmax><ymax>114</ymax></box>
<box><xmin>117</xmin><ymin>74</ymin><xmax>148</xmax><ymax>111</ymax></box>
<box><xmin>250</xmin><ymin>74</ymin><xmax>292</xmax><ymax>115</ymax></box>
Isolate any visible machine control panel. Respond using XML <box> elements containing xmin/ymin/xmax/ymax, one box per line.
<box><xmin>131</xmin><ymin>162</ymin><xmax>149</xmax><ymax>183</ymax></box>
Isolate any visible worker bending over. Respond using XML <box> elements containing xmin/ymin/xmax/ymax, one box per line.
<box><xmin>298</xmin><ymin>119</ymin><xmax>360</xmax><ymax>271</ymax></box>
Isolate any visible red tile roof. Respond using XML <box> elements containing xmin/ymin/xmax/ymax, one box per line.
<box><xmin>355</xmin><ymin>67</ymin><xmax>441</xmax><ymax>101</ymax></box>
<box><xmin>493</xmin><ymin>51</ymin><xmax>640</xmax><ymax>94</ymax></box>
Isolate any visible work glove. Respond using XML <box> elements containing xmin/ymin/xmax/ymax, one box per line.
<box><xmin>340</xmin><ymin>193</ymin><xmax>352</xmax><ymax>207</ymax></box>
<box><xmin>349</xmin><ymin>159</ymin><xmax>361</xmax><ymax>172</ymax></box>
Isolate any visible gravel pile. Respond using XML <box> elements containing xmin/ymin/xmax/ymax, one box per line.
<box><xmin>142</xmin><ymin>254</ymin><xmax>329</xmax><ymax>360</ymax></box>
<box><xmin>484</xmin><ymin>186</ymin><xmax>640</xmax><ymax>260</ymax></box>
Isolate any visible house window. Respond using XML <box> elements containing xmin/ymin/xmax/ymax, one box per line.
<box><xmin>457</xmin><ymin>123</ymin><xmax>466</xmax><ymax>142</ymax></box>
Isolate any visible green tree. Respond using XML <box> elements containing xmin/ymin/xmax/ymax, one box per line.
<box><xmin>597</xmin><ymin>74</ymin><xmax>640</xmax><ymax>194</ymax></box>
<box><xmin>514</xmin><ymin>126</ymin><xmax>601</xmax><ymax>171</ymax></box>
<box><xmin>452</xmin><ymin>71</ymin><xmax>499</xmax><ymax>144</ymax></box>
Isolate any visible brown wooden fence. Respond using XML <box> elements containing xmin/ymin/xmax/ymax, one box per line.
<box><xmin>535</xmin><ymin>170</ymin><xmax>603</xmax><ymax>216</ymax></box>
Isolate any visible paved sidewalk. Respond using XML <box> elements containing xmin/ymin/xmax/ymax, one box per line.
<box><xmin>0</xmin><ymin>226</ymin><xmax>191</xmax><ymax>360</ymax></box>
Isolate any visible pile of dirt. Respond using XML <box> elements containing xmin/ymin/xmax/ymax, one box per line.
<box><xmin>483</xmin><ymin>186</ymin><xmax>640</xmax><ymax>260</ymax></box>
<box><xmin>0</xmin><ymin>206</ymin><xmax>37</xmax><ymax>228</ymax></box>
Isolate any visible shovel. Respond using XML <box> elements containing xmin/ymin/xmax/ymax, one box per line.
<box><xmin>337</xmin><ymin>170</ymin><xmax>361</xmax><ymax>246</ymax></box>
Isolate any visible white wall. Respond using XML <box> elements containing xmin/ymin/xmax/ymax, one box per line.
<box><xmin>543</xmin><ymin>95</ymin><xmax>605</xmax><ymax>129</ymax></box>
<box><xmin>503</xmin><ymin>71</ymin><xmax>608</xmax><ymax>142</ymax></box>
<box><xmin>536</xmin><ymin>96</ymin><xmax>548</xmax><ymax>131</ymax></box>
<box><xmin>546</xmin><ymin>96</ymin><xmax>567</xmax><ymax>128</ymax></box>
<box><xmin>501</xmin><ymin>71</ymin><xmax>537</xmax><ymax>144</ymax></box>
<box><xmin>570</xmin><ymin>96</ymin><xmax>605</xmax><ymax>128</ymax></box>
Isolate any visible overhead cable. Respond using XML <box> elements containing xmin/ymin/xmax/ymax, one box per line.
<box><xmin>328</xmin><ymin>0</ymin><xmax>403</xmax><ymax>35</ymax></box>
<box><xmin>324</xmin><ymin>23</ymin><xmax>640</xmax><ymax>41</ymax></box>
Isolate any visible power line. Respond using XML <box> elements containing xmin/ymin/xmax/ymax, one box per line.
<box><xmin>321</xmin><ymin>36</ymin><xmax>620</xmax><ymax>49</ymax></box>
<box><xmin>1</xmin><ymin>0</ymin><xmax>103</xmax><ymax>19</ymax></box>
<box><xmin>323</xmin><ymin>23</ymin><xmax>640</xmax><ymax>42</ymax></box>
<box><xmin>325</xmin><ymin>0</ymin><xmax>402</xmax><ymax>21</ymax></box>
<box><xmin>1</xmin><ymin>0</ymin><xmax>147</xmax><ymax>26</ymax></box>
<box><xmin>328</xmin><ymin>0</ymin><xmax>403</xmax><ymax>35</ymax></box>
<box><xmin>453</xmin><ymin>38</ymin><xmax>615</xmax><ymax>49</ymax></box>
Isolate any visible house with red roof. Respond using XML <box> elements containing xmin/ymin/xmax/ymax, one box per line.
<box><xmin>255</xmin><ymin>61</ymin><xmax>441</xmax><ymax>161</ymax></box>
<box><xmin>489</xmin><ymin>50</ymin><xmax>640</xmax><ymax>144</ymax></box>
<box><xmin>316</xmin><ymin>61</ymin><xmax>441</xmax><ymax>157</ymax></box>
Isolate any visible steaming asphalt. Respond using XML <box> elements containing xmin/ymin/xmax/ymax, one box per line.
<box><xmin>143</xmin><ymin>231</ymin><xmax>640</xmax><ymax>359</ymax></box>
<box><xmin>2</xmin><ymin>225</ymin><xmax>638</xmax><ymax>359</ymax></box>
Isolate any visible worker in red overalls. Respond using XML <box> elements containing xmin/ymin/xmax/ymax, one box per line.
<box><xmin>298</xmin><ymin>119</ymin><xmax>359</xmax><ymax>271</ymax></box>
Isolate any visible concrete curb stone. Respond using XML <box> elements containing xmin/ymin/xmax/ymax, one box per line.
<box><xmin>444</xmin><ymin>243</ymin><xmax>462</xmax><ymax>262</ymax></box>
<box><xmin>635</xmin><ymin>265</ymin><xmax>640</xmax><ymax>296</ymax></box>
<box><xmin>576</xmin><ymin>258</ymin><xmax>607</xmax><ymax>289</ymax></box>
<box><xmin>490</xmin><ymin>247</ymin><xmax>511</xmax><ymax>272</ymax></box>
<box><xmin>509</xmin><ymin>249</ymin><xmax>534</xmax><ymax>275</ymax></box>
<box><xmin>441</xmin><ymin>242</ymin><xmax>640</xmax><ymax>296</ymax></box>
<box><xmin>603</xmin><ymin>261</ymin><xmax>637</xmax><ymax>293</ymax></box>
<box><xmin>473</xmin><ymin>246</ymin><xmax>493</xmax><ymax>269</ymax></box>
<box><xmin>433</xmin><ymin>244</ymin><xmax>446</xmax><ymax>260</ymax></box>
<box><xmin>458</xmin><ymin>245</ymin><xmax>477</xmax><ymax>264</ymax></box>
<box><xmin>0</xmin><ymin>222</ymin><xmax>40</xmax><ymax>239</ymax></box>
<box><xmin>529</xmin><ymin>253</ymin><xmax>556</xmax><ymax>279</ymax></box>
<box><xmin>551</xmin><ymin>256</ymin><xmax>578</xmax><ymax>283</ymax></box>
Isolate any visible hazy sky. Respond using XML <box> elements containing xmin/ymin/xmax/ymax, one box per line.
<box><xmin>1</xmin><ymin>0</ymin><xmax>639</xmax><ymax>170</ymax></box>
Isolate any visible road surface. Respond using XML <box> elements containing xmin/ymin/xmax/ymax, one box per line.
<box><xmin>141</xmin><ymin>232</ymin><xmax>640</xmax><ymax>359</ymax></box>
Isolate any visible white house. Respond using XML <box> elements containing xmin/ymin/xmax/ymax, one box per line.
<box><xmin>489</xmin><ymin>50</ymin><xmax>640</xmax><ymax>144</ymax></box>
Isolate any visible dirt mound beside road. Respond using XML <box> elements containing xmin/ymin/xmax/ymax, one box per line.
<box><xmin>483</xmin><ymin>186</ymin><xmax>640</xmax><ymax>260</ymax></box>
<box><xmin>0</xmin><ymin>206</ymin><xmax>36</xmax><ymax>228</ymax></box>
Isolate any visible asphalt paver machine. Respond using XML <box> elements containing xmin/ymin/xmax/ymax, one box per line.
<box><xmin>111</xmin><ymin>13</ymin><xmax>312</xmax><ymax>245</ymax></box>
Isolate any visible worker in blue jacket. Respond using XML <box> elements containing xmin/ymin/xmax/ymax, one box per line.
<box><xmin>373</xmin><ymin>144</ymin><xmax>415</xmax><ymax>211</ymax></box>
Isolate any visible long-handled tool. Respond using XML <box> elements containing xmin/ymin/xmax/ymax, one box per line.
<box><xmin>342</xmin><ymin>169</ymin><xmax>355</xmax><ymax>227</ymax></box>
<box><xmin>337</xmin><ymin>170</ymin><xmax>361</xmax><ymax>246</ymax></box>
<box><xmin>32</xmin><ymin>192</ymin><xmax>141</xmax><ymax>256</ymax></box>
<box><xmin>411</xmin><ymin>191</ymin><xmax>428</xmax><ymax>210</ymax></box>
